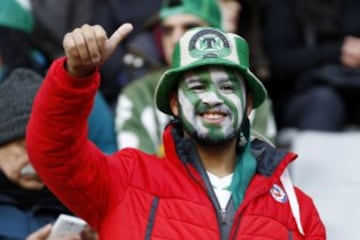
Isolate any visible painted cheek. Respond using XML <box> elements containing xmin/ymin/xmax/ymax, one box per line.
<box><xmin>222</xmin><ymin>81</ymin><xmax>247</xmax><ymax>129</ymax></box>
<box><xmin>221</xmin><ymin>92</ymin><xmax>244</xmax><ymax>129</ymax></box>
<box><xmin>178</xmin><ymin>89</ymin><xmax>209</xmax><ymax>134</ymax></box>
<box><xmin>178</xmin><ymin>89</ymin><xmax>197</xmax><ymax>126</ymax></box>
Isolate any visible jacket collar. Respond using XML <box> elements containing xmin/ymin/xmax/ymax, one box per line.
<box><xmin>162</xmin><ymin>123</ymin><xmax>297</xmax><ymax>179</ymax></box>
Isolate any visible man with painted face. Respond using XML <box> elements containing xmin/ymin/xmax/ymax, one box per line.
<box><xmin>26</xmin><ymin>23</ymin><xmax>325</xmax><ymax>239</ymax></box>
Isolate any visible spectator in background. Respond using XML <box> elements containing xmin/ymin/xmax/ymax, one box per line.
<box><xmin>260</xmin><ymin>0</ymin><xmax>360</xmax><ymax>132</ymax></box>
<box><xmin>0</xmin><ymin>0</ymin><xmax>47</xmax><ymax>83</ymax></box>
<box><xmin>0</xmin><ymin>69</ymin><xmax>97</xmax><ymax>240</ymax></box>
<box><xmin>115</xmin><ymin>0</ymin><xmax>276</xmax><ymax>156</ymax></box>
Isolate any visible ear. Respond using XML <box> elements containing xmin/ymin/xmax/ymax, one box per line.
<box><xmin>246</xmin><ymin>93</ymin><xmax>254</xmax><ymax>116</ymax></box>
<box><xmin>169</xmin><ymin>92</ymin><xmax>179</xmax><ymax>117</ymax></box>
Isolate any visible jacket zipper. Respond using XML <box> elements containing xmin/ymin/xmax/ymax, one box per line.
<box><xmin>288</xmin><ymin>230</ymin><xmax>294</xmax><ymax>240</ymax></box>
<box><xmin>220</xmin><ymin>197</ymin><xmax>235</xmax><ymax>225</ymax></box>
<box><xmin>221</xmin><ymin>208</ymin><xmax>227</xmax><ymax>224</ymax></box>
<box><xmin>183</xmin><ymin>163</ymin><xmax>232</xmax><ymax>239</ymax></box>
<box><xmin>145</xmin><ymin>196</ymin><xmax>159</xmax><ymax>240</ymax></box>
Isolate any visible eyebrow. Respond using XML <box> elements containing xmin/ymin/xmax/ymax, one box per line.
<box><xmin>184</xmin><ymin>75</ymin><xmax>201</xmax><ymax>84</ymax></box>
<box><xmin>217</xmin><ymin>76</ymin><xmax>231</xmax><ymax>83</ymax></box>
<box><xmin>161</xmin><ymin>22</ymin><xmax>203</xmax><ymax>31</ymax></box>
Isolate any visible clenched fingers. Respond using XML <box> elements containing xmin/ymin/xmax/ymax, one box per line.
<box><xmin>63</xmin><ymin>24</ymin><xmax>107</xmax><ymax>66</ymax></box>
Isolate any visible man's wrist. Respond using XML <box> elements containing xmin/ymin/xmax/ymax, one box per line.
<box><xmin>64</xmin><ymin>60</ymin><xmax>96</xmax><ymax>78</ymax></box>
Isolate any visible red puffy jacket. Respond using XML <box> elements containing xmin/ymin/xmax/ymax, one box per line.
<box><xmin>27</xmin><ymin>58</ymin><xmax>325</xmax><ymax>239</ymax></box>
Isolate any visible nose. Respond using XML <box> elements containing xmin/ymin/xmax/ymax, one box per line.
<box><xmin>201</xmin><ymin>92</ymin><xmax>223</xmax><ymax>106</ymax></box>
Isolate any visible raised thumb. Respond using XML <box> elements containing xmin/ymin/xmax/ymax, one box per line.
<box><xmin>102</xmin><ymin>23</ymin><xmax>133</xmax><ymax>62</ymax></box>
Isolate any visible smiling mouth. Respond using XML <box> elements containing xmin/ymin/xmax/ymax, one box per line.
<box><xmin>200</xmin><ymin>111</ymin><xmax>228</xmax><ymax>123</ymax></box>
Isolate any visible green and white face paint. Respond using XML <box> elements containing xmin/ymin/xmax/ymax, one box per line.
<box><xmin>177</xmin><ymin>66</ymin><xmax>247</xmax><ymax>145</ymax></box>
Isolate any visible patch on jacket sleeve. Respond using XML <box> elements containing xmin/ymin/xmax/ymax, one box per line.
<box><xmin>270</xmin><ymin>184</ymin><xmax>288</xmax><ymax>203</ymax></box>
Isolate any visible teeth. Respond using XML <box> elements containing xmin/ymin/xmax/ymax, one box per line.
<box><xmin>203</xmin><ymin>113</ymin><xmax>223</xmax><ymax>120</ymax></box>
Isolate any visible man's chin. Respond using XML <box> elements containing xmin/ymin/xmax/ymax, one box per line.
<box><xmin>191</xmin><ymin>132</ymin><xmax>235</xmax><ymax>147</ymax></box>
<box><xmin>182</xmin><ymin>122</ymin><xmax>238</xmax><ymax>146</ymax></box>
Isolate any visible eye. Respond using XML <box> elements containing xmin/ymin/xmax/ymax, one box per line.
<box><xmin>220</xmin><ymin>83</ymin><xmax>235</xmax><ymax>93</ymax></box>
<box><xmin>189</xmin><ymin>83</ymin><xmax>206</xmax><ymax>92</ymax></box>
<box><xmin>161</xmin><ymin>25</ymin><xmax>174</xmax><ymax>36</ymax></box>
<box><xmin>183</xmin><ymin>23</ymin><xmax>202</xmax><ymax>31</ymax></box>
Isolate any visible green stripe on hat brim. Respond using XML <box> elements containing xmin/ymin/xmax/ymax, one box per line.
<box><xmin>155</xmin><ymin>58</ymin><xmax>267</xmax><ymax>115</ymax></box>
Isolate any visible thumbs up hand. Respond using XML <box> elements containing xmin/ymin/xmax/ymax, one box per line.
<box><xmin>63</xmin><ymin>23</ymin><xmax>133</xmax><ymax>78</ymax></box>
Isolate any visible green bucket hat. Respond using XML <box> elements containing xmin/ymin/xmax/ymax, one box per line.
<box><xmin>0</xmin><ymin>0</ymin><xmax>34</xmax><ymax>34</ymax></box>
<box><xmin>155</xmin><ymin>27</ymin><xmax>267</xmax><ymax>115</ymax></box>
<box><xmin>159</xmin><ymin>0</ymin><xmax>221</xmax><ymax>29</ymax></box>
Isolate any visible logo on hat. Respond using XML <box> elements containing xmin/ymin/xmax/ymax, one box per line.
<box><xmin>189</xmin><ymin>29</ymin><xmax>231</xmax><ymax>59</ymax></box>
